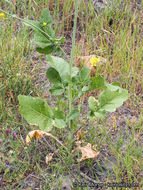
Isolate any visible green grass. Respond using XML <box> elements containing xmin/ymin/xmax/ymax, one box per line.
<box><xmin>0</xmin><ymin>0</ymin><xmax>143</xmax><ymax>189</ymax></box>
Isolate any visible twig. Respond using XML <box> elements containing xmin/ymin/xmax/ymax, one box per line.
<box><xmin>80</xmin><ymin>172</ymin><xmax>98</xmax><ymax>184</ymax></box>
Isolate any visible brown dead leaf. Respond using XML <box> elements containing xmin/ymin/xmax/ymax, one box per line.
<box><xmin>75</xmin><ymin>55</ymin><xmax>106</xmax><ymax>70</ymax></box>
<box><xmin>26</xmin><ymin>130</ymin><xmax>67</xmax><ymax>150</ymax></box>
<box><xmin>75</xmin><ymin>130</ymin><xmax>84</xmax><ymax>140</ymax></box>
<box><xmin>72</xmin><ymin>143</ymin><xmax>99</xmax><ymax>162</ymax></box>
<box><xmin>45</xmin><ymin>153</ymin><xmax>54</xmax><ymax>164</ymax></box>
<box><xmin>134</xmin><ymin>133</ymin><xmax>140</xmax><ymax>142</ymax></box>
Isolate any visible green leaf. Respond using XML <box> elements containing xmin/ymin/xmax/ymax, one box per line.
<box><xmin>34</xmin><ymin>31</ymin><xmax>52</xmax><ymax>48</ymax></box>
<box><xmin>111</xmin><ymin>82</ymin><xmax>120</xmax><ymax>86</ymax></box>
<box><xmin>40</xmin><ymin>8</ymin><xmax>52</xmax><ymax>24</ymax></box>
<box><xmin>46</xmin><ymin>55</ymin><xmax>69</xmax><ymax>80</ymax></box>
<box><xmin>72</xmin><ymin>67</ymin><xmax>79</xmax><ymax>78</ymax></box>
<box><xmin>82</xmin><ymin>86</ymin><xmax>90</xmax><ymax>92</ymax></box>
<box><xmin>94</xmin><ymin>111</ymin><xmax>106</xmax><ymax>118</ymax></box>
<box><xmin>88</xmin><ymin>96</ymin><xmax>98</xmax><ymax>112</ymax></box>
<box><xmin>36</xmin><ymin>45</ymin><xmax>56</xmax><ymax>54</ymax></box>
<box><xmin>18</xmin><ymin>95</ymin><xmax>54</xmax><ymax>131</ymax></box>
<box><xmin>23</xmin><ymin>20</ymin><xmax>41</xmax><ymax>31</ymax></box>
<box><xmin>44</xmin><ymin>24</ymin><xmax>55</xmax><ymax>39</ymax></box>
<box><xmin>43</xmin><ymin>118</ymin><xmax>53</xmax><ymax>131</ymax></box>
<box><xmin>49</xmin><ymin>84</ymin><xmax>64</xmax><ymax>96</ymax></box>
<box><xmin>54</xmin><ymin>119</ymin><xmax>66</xmax><ymax>128</ymax></box>
<box><xmin>53</xmin><ymin>109</ymin><xmax>65</xmax><ymax>120</ymax></box>
<box><xmin>79</xmin><ymin>66</ymin><xmax>90</xmax><ymax>82</ymax></box>
<box><xmin>106</xmin><ymin>83</ymin><xmax>121</xmax><ymax>91</ymax></box>
<box><xmin>90</xmin><ymin>76</ymin><xmax>107</xmax><ymax>90</ymax></box>
<box><xmin>98</xmin><ymin>88</ymin><xmax>128</xmax><ymax>112</ymax></box>
<box><xmin>46</xmin><ymin>67</ymin><xmax>61</xmax><ymax>83</ymax></box>
<box><xmin>67</xmin><ymin>109</ymin><xmax>80</xmax><ymax>122</ymax></box>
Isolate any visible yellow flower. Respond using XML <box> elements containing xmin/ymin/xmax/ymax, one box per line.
<box><xmin>43</xmin><ymin>22</ymin><xmax>47</xmax><ymax>26</ymax></box>
<box><xmin>90</xmin><ymin>57</ymin><xmax>100</xmax><ymax>68</ymax></box>
<box><xmin>55</xmin><ymin>107</ymin><xmax>58</xmax><ymax>111</ymax></box>
<box><xmin>0</xmin><ymin>13</ymin><xmax>6</xmax><ymax>19</ymax></box>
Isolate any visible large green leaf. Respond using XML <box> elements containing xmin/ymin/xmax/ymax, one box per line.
<box><xmin>34</xmin><ymin>31</ymin><xmax>52</xmax><ymax>48</ymax></box>
<box><xmin>46</xmin><ymin>67</ymin><xmax>61</xmax><ymax>83</ymax></box>
<box><xmin>46</xmin><ymin>55</ymin><xmax>69</xmax><ymax>80</ymax></box>
<box><xmin>46</xmin><ymin>55</ymin><xmax>79</xmax><ymax>81</ymax></box>
<box><xmin>90</xmin><ymin>76</ymin><xmax>107</xmax><ymax>90</ymax></box>
<box><xmin>72</xmin><ymin>67</ymin><xmax>79</xmax><ymax>78</ymax></box>
<box><xmin>98</xmin><ymin>88</ymin><xmax>128</xmax><ymax>112</ymax></box>
<box><xmin>40</xmin><ymin>9</ymin><xmax>55</xmax><ymax>38</ymax></box>
<box><xmin>18</xmin><ymin>95</ymin><xmax>53</xmax><ymax>131</ymax></box>
<box><xmin>79</xmin><ymin>66</ymin><xmax>90</xmax><ymax>82</ymax></box>
<box><xmin>53</xmin><ymin>109</ymin><xmax>65</xmax><ymax>120</ymax></box>
<box><xmin>23</xmin><ymin>20</ymin><xmax>41</xmax><ymax>31</ymax></box>
<box><xmin>40</xmin><ymin>8</ymin><xmax>52</xmax><ymax>24</ymax></box>
<box><xmin>54</xmin><ymin>119</ymin><xmax>66</xmax><ymax>128</ymax></box>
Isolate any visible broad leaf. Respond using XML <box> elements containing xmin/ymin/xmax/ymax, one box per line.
<box><xmin>67</xmin><ymin>109</ymin><xmax>80</xmax><ymax>122</ymax></box>
<box><xmin>40</xmin><ymin>8</ymin><xmax>52</xmax><ymax>24</ymax></box>
<box><xmin>98</xmin><ymin>88</ymin><xmax>128</xmax><ymax>112</ymax></box>
<box><xmin>90</xmin><ymin>76</ymin><xmax>107</xmax><ymax>90</ymax></box>
<box><xmin>54</xmin><ymin>119</ymin><xmax>66</xmax><ymax>128</ymax></box>
<box><xmin>72</xmin><ymin>67</ymin><xmax>79</xmax><ymax>78</ymax></box>
<box><xmin>36</xmin><ymin>45</ymin><xmax>56</xmax><ymax>54</ymax></box>
<box><xmin>18</xmin><ymin>95</ymin><xmax>53</xmax><ymax>131</ymax></box>
<box><xmin>46</xmin><ymin>55</ymin><xmax>69</xmax><ymax>80</ymax></box>
<box><xmin>34</xmin><ymin>31</ymin><xmax>52</xmax><ymax>48</ymax></box>
<box><xmin>88</xmin><ymin>96</ymin><xmax>98</xmax><ymax>112</ymax></box>
<box><xmin>111</xmin><ymin>82</ymin><xmax>120</xmax><ymax>86</ymax></box>
<box><xmin>53</xmin><ymin>109</ymin><xmax>65</xmax><ymax>120</ymax></box>
<box><xmin>82</xmin><ymin>86</ymin><xmax>90</xmax><ymax>92</ymax></box>
<box><xmin>46</xmin><ymin>67</ymin><xmax>61</xmax><ymax>83</ymax></box>
<box><xmin>79</xmin><ymin>66</ymin><xmax>90</xmax><ymax>82</ymax></box>
<box><xmin>106</xmin><ymin>83</ymin><xmax>121</xmax><ymax>91</ymax></box>
<box><xmin>94</xmin><ymin>110</ymin><xmax>106</xmax><ymax>118</ymax></box>
<box><xmin>49</xmin><ymin>84</ymin><xmax>64</xmax><ymax>95</ymax></box>
<box><xmin>23</xmin><ymin>20</ymin><xmax>41</xmax><ymax>31</ymax></box>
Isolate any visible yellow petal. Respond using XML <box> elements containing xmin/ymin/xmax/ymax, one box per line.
<box><xmin>43</xmin><ymin>22</ymin><xmax>47</xmax><ymax>26</ymax></box>
<box><xmin>0</xmin><ymin>13</ymin><xmax>6</xmax><ymax>18</ymax></box>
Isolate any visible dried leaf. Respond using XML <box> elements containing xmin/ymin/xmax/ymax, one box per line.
<box><xmin>72</xmin><ymin>143</ymin><xmax>99</xmax><ymax>162</ymax></box>
<box><xmin>26</xmin><ymin>130</ymin><xmax>67</xmax><ymax>150</ymax></box>
<box><xmin>134</xmin><ymin>133</ymin><xmax>140</xmax><ymax>142</ymax></box>
<box><xmin>75</xmin><ymin>130</ymin><xmax>84</xmax><ymax>140</ymax></box>
<box><xmin>45</xmin><ymin>153</ymin><xmax>54</xmax><ymax>164</ymax></box>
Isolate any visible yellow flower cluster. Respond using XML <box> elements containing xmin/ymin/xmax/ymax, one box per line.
<box><xmin>0</xmin><ymin>13</ymin><xmax>6</xmax><ymax>19</ymax></box>
<box><xmin>43</xmin><ymin>22</ymin><xmax>47</xmax><ymax>26</ymax></box>
<box><xmin>90</xmin><ymin>57</ymin><xmax>100</xmax><ymax>68</ymax></box>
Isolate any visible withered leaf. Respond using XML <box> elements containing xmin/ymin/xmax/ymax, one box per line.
<box><xmin>45</xmin><ymin>153</ymin><xmax>54</xmax><ymax>164</ymax></box>
<box><xmin>72</xmin><ymin>143</ymin><xmax>99</xmax><ymax>162</ymax></box>
<box><xmin>26</xmin><ymin>130</ymin><xmax>66</xmax><ymax>150</ymax></box>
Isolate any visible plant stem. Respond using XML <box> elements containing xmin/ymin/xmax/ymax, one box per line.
<box><xmin>0</xmin><ymin>8</ymin><xmax>63</xmax><ymax>42</ymax></box>
<box><xmin>68</xmin><ymin>0</ymin><xmax>78</xmax><ymax>129</ymax></box>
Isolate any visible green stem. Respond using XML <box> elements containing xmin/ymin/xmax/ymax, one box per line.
<box><xmin>0</xmin><ymin>8</ymin><xmax>63</xmax><ymax>43</ymax></box>
<box><xmin>68</xmin><ymin>0</ymin><xmax>78</xmax><ymax>129</ymax></box>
